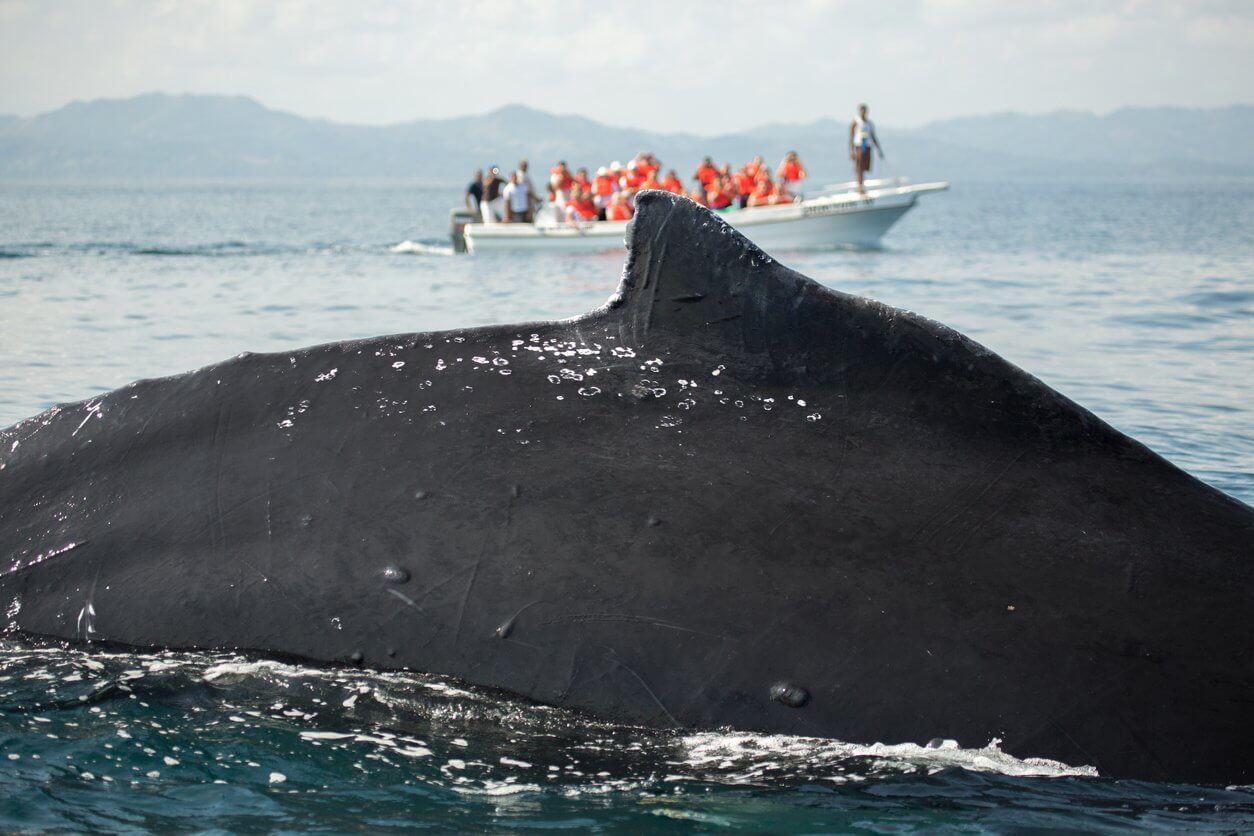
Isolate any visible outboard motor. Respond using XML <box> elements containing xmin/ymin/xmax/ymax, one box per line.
<box><xmin>448</xmin><ymin>209</ymin><xmax>476</xmax><ymax>253</ymax></box>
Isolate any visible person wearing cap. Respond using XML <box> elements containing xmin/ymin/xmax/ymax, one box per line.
<box><xmin>592</xmin><ymin>166</ymin><xmax>617</xmax><ymax>217</ymax></box>
<box><xmin>481</xmin><ymin>166</ymin><xmax>506</xmax><ymax>223</ymax></box>
<box><xmin>621</xmin><ymin>161</ymin><xmax>644</xmax><ymax>193</ymax></box>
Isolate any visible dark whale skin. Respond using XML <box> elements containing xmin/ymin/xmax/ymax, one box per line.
<box><xmin>1</xmin><ymin>191</ymin><xmax>1251</xmax><ymax>784</ymax></box>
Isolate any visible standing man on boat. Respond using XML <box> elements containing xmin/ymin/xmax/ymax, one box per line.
<box><xmin>849</xmin><ymin>104</ymin><xmax>884</xmax><ymax>193</ymax></box>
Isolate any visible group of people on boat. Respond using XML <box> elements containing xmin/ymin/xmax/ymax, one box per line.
<box><xmin>463</xmin><ymin>104</ymin><xmax>884</xmax><ymax>226</ymax></box>
<box><xmin>467</xmin><ymin>152</ymin><xmax>809</xmax><ymax>227</ymax></box>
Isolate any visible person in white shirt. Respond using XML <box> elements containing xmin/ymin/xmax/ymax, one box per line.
<box><xmin>514</xmin><ymin>159</ymin><xmax>537</xmax><ymax>221</ymax></box>
<box><xmin>848</xmin><ymin>103</ymin><xmax>884</xmax><ymax>193</ymax></box>
<box><xmin>502</xmin><ymin>172</ymin><xmax>532</xmax><ymax>223</ymax></box>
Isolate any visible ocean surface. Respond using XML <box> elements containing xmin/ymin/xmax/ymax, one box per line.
<box><xmin>0</xmin><ymin>179</ymin><xmax>1252</xmax><ymax>831</ymax></box>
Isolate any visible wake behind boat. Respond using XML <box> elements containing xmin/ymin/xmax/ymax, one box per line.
<box><xmin>451</xmin><ymin>178</ymin><xmax>948</xmax><ymax>254</ymax></box>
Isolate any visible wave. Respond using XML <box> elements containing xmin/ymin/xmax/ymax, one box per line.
<box><xmin>127</xmin><ymin>241</ymin><xmax>281</xmax><ymax>257</ymax></box>
<box><xmin>1</xmin><ymin>240</ymin><xmax>456</xmax><ymax>258</ymax></box>
<box><xmin>391</xmin><ymin>239</ymin><xmax>454</xmax><ymax>256</ymax></box>
<box><xmin>0</xmin><ymin>241</ymin><xmax>282</xmax><ymax>258</ymax></box>
<box><xmin>1180</xmin><ymin>289</ymin><xmax>1254</xmax><ymax>309</ymax></box>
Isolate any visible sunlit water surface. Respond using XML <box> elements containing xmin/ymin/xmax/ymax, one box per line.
<box><xmin>0</xmin><ymin>180</ymin><xmax>1251</xmax><ymax>831</ymax></box>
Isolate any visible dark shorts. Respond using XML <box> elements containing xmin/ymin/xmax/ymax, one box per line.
<box><xmin>856</xmin><ymin>146</ymin><xmax>872</xmax><ymax>172</ymax></box>
<box><xmin>508</xmin><ymin>207</ymin><xmax>529</xmax><ymax>222</ymax></box>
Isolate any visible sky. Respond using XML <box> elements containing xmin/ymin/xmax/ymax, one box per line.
<box><xmin>0</xmin><ymin>0</ymin><xmax>1251</xmax><ymax>132</ymax></box>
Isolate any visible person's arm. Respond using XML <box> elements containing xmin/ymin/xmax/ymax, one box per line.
<box><xmin>464</xmin><ymin>188</ymin><xmax>474</xmax><ymax>211</ymax></box>
<box><xmin>872</xmin><ymin>126</ymin><xmax>884</xmax><ymax>159</ymax></box>
<box><xmin>848</xmin><ymin>121</ymin><xmax>856</xmax><ymax>157</ymax></box>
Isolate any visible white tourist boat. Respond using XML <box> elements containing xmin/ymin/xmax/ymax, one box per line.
<box><xmin>450</xmin><ymin>178</ymin><xmax>948</xmax><ymax>254</ymax></box>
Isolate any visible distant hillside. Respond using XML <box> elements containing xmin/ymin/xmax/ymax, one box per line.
<box><xmin>915</xmin><ymin>107</ymin><xmax>1254</xmax><ymax>169</ymax></box>
<box><xmin>0</xmin><ymin>94</ymin><xmax>1251</xmax><ymax>183</ymax></box>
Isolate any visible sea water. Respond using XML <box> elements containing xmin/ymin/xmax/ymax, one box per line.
<box><xmin>0</xmin><ymin>180</ymin><xmax>1251</xmax><ymax>831</ymax></box>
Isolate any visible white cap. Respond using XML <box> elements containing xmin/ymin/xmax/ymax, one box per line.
<box><xmin>596</xmin><ymin>166</ymin><xmax>608</xmax><ymax>176</ymax></box>
<box><xmin>610</xmin><ymin>161</ymin><xmax>623</xmax><ymax>170</ymax></box>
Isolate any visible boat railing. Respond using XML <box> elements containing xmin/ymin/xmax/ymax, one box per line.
<box><xmin>812</xmin><ymin>177</ymin><xmax>909</xmax><ymax>196</ymax></box>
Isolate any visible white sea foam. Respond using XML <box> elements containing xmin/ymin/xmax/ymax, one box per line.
<box><xmin>679</xmin><ymin>732</ymin><xmax>1097</xmax><ymax>781</ymax></box>
<box><xmin>390</xmin><ymin>240</ymin><xmax>454</xmax><ymax>256</ymax></box>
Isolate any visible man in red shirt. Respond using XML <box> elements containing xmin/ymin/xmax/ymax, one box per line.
<box><xmin>693</xmin><ymin>157</ymin><xmax>718</xmax><ymax>189</ymax></box>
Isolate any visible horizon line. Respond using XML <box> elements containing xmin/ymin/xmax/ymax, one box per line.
<box><xmin>4</xmin><ymin>91</ymin><xmax>1253</xmax><ymax>136</ymax></box>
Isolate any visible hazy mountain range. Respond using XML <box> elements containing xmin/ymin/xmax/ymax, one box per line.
<box><xmin>1</xmin><ymin>93</ymin><xmax>1251</xmax><ymax>183</ymax></box>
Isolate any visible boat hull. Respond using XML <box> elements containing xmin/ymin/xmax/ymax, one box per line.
<box><xmin>462</xmin><ymin>183</ymin><xmax>945</xmax><ymax>254</ymax></box>
<box><xmin>728</xmin><ymin>198</ymin><xmax>915</xmax><ymax>250</ymax></box>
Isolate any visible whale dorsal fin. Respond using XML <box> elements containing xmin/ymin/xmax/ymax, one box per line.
<box><xmin>605</xmin><ymin>190</ymin><xmax>1091</xmax><ymax>438</ymax></box>
<box><xmin>610</xmin><ymin>190</ymin><xmax>819</xmax><ymax>355</ymax></box>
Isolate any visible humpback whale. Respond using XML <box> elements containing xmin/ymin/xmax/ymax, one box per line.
<box><xmin>1</xmin><ymin>192</ymin><xmax>1251</xmax><ymax>785</ymax></box>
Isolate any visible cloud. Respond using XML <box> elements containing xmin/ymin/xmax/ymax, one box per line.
<box><xmin>0</xmin><ymin>0</ymin><xmax>1249</xmax><ymax>131</ymax></box>
<box><xmin>1186</xmin><ymin>14</ymin><xmax>1254</xmax><ymax>47</ymax></box>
